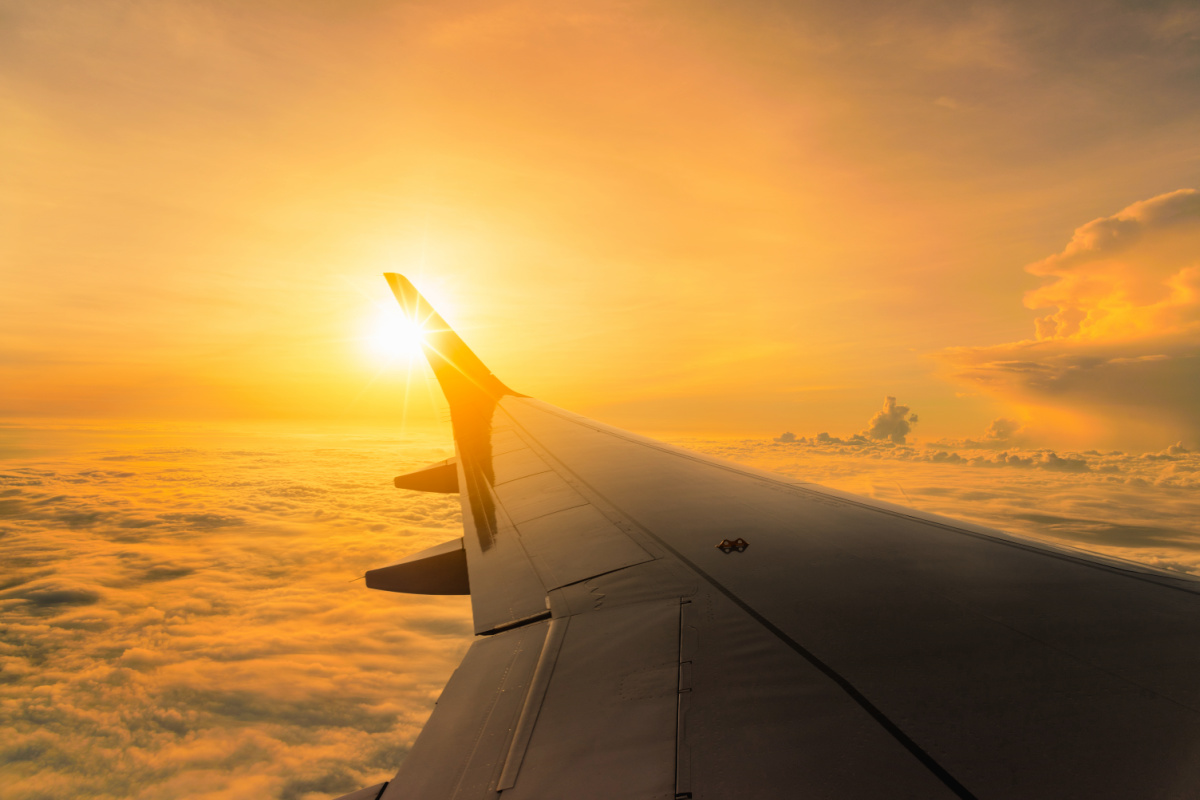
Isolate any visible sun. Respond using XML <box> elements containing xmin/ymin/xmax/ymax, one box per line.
<box><xmin>365</xmin><ymin>305</ymin><xmax>428</xmax><ymax>363</ymax></box>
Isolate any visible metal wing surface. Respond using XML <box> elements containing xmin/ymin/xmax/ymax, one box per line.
<box><xmin>341</xmin><ymin>274</ymin><xmax>1200</xmax><ymax>800</ymax></box>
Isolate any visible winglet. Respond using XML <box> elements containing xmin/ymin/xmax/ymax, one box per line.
<box><xmin>384</xmin><ymin>273</ymin><xmax>516</xmax><ymax>406</ymax></box>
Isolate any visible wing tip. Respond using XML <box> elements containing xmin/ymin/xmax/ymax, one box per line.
<box><xmin>380</xmin><ymin>273</ymin><xmax>519</xmax><ymax>404</ymax></box>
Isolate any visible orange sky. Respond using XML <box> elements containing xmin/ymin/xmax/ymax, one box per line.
<box><xmin>4</xmin><ymin>0</ymin><xmax>1200</xmax><ymax>449</ymax></box>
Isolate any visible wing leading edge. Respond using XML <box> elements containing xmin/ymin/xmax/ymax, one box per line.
<box><xmin>338</xmin><ymin>275</ymin><xmax>1200</xmax><ymax>800</ymax></box>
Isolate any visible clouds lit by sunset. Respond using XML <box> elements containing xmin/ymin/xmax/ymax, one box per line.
<box><xmin>945</xmin><ymin>189</ymin><xmax>1200</xmax><ymax>445</ymax></box>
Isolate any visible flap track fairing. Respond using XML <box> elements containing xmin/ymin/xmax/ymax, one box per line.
<box><xmin>394</xmin><ymin>458</ymin><xmax>459</xmax><ymax>493</ymax></box>
<box><xmin>365</xmin><ymin>538</ymin><xmax>470</xmax><ymax>595</ymax></box>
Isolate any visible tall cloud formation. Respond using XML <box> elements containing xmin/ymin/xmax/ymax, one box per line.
<box><xmin>943</xmin><ymin>189</ymin><xmax>1200</xmax><ymax>446</ymax></box>
<box><xmin>865</xmin><ymin>396</ymin><xmax>918</xmax><ymax>444</ymax></box>
<box><xmin>1028</xmin><ymin>190</ymin><xmax>1200</xmax><ymax>341</ymax></box>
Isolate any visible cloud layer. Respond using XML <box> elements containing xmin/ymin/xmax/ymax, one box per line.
<box><xmin>3</xmin><ymin>420</ymin><xmax>1199</xmax><ymax>799</ymax></box>
<box><xmin>1</xmin><ymin>423</ymin><xmax>467</xmax><ymax>800</ymax></box>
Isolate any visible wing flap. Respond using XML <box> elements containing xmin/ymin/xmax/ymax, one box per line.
<box><xmin>498</xmin><ymin>600</ymin><xmax>680</xmax><ymax>799</ymax></box>
<box><xmin>380</xmin><ymin>621</ymin><xmax>548</xmax><ymax>800</ymax></box>
<box><xmin>382</xmin><ymin>574</ymin><xmax>687</xmax><ymax>799</ymax></box>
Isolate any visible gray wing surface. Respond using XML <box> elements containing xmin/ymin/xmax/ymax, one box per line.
<box><xmin>344</xmin><ymin>274</ymin><xmax>1200</xmax><ymax>800</ymax></box>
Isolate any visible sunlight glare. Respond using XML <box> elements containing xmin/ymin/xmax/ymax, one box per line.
<box><xmin>365</xmin><ymin>306</ymin><xmax>427</xmax><ymax>363</ymax></box>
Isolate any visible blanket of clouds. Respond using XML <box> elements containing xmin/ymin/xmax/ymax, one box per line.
<box><xmin>1</xmin><ymin>422</ymin><xmax>468</xmax><ymax>800</ymax></box>
<box><xmin>3</xmin><ymin>418</ymin><xmax>1200</xmax><ymax>800</ymax></box>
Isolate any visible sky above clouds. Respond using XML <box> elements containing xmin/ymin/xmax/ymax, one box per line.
<box><xmin>2</xmin><ymin>0</ymin><xmax>1199</xmax><ymax>447</ymax></box>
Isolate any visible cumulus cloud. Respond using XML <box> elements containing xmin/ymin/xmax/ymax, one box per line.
<box><xmin>943</xmin><ymin>189</ymin><xmax>1200</xmax><ymax>446</ymax></box>
<box><xmin>939</xmin><ymin>417</ymin><xmax>1030</xmax><ymax>450</ymax></box>
<box><xmin>1026</xmin><ymin>189</ymin><xmax>1200</xmax><ymax>341</ymax></box>
<box><xmin>1036</xmin><ymin>452</ymin><xmax>1090</xmax><ymax>472</ymax></box>
<box><xmin>983</xmin><ymin>418</ymin><xmax>1021</xmax><ymax>443</ymax></box>
<box><xmin>864</xmin><ymin>396</ymin><xmax>918</xmax><ymax>444</ymax></box>
<box><xmin>771</xmin><ymin>397</ymin><xmax>922</xmax><ymax>449</ymax></box>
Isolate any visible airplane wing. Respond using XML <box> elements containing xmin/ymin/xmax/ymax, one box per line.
<box><xmin>338</xmin><ymin>274</ymin><xmax>1200</xmax><ymax>800</ymax></box>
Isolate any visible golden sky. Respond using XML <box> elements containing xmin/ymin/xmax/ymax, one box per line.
<box><xmin>4</xmin><ymin>0</ymin><xmax>1200</xmax><ymax>448</ymax></box>
<box><xmin>5</xmin><ymin>6</ymin><xmax>1200</xmax><ymax>796</ymax></box>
